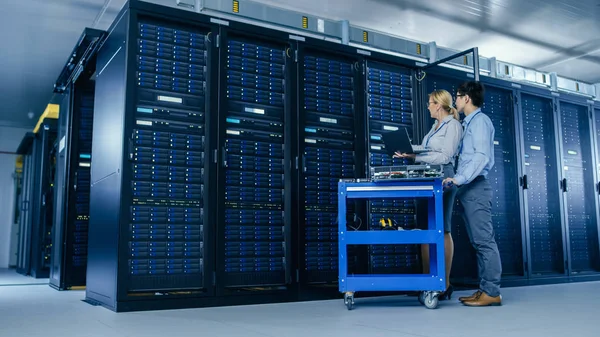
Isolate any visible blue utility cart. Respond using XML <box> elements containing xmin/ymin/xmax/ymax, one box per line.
<box><xmin>337</xmin><ymin>174</ymin><xmax>446</xmax><ymax>310</ymax></box>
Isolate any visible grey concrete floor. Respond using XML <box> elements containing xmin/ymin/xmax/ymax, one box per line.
<box><xmin>0</xmin><ymin>268</ymin><xmax>48</xmax><ymax>286</ymax></box>
<box><xmin>0</xmin><ymin>268</ymin><xmax>598</xmax><ymax>337</ymax></box>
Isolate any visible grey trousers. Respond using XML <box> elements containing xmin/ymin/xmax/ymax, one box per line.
<box><xmin>456</xmin><ymin>176</ymin><xmax>502</xmax><ymax>297</ymax></box>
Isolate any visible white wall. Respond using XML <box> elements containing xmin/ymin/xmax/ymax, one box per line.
<box><xmin>0</xmin><ymin>126</ymin><xmax>30</xmax><ymax>268</ymax></box>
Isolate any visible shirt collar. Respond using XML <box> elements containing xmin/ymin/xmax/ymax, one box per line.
<box><xmin>433</xmin><ymin>114</ymin><xmax>455</xmax><ymax>126</ymax></box>
<box><xmin>442</xmin><ymin>114</ymin><xmax>454</xmax><ymax>123</ymax></box>
<box><xmin>462</xmin><ymin>107</ymin><xmax>482</xmax><ymax>125</ymax></box>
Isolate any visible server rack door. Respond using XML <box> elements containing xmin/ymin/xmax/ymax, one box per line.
<box><xmin>484</xmin><ymin>87</ymin><xmax>524</xmax><ymax>277</ymax></box>
<box><xmin>62</xmin><ymin>81</ymin><xmax>95</xmax><ymax>288</ymax></box>
<box><xmin>50</xmin><ymin>91</ymin><xmax>72</xmax><ymax>288</ymax></box>
<box><xmin>218</xmin><ymin>30</ymin><xmax>292</xmax><ymax>290</ymax></box>
<box><xmin>17</xmin><ymin>153</ymin><xmax>34</xmax><ymax>274</ymax></box>
<box><xmin>518</xmin><ymin>93</ymin><xmax>565</xmax><ymax>276</ymax></box>
<box><xmin>365</xmin><ymin>60</ymin><xmax>419</xmax><ymax>275</ymax></box>
<box><xmin>126</xmin><ymin>17</ymin><xmax>213</xmax><ymax>294</ymax></box>
<box><xmin>296</xmin><ymin>46</ymin><xmax>363</xmax><ymax>285</ymax></box>
<box><xmin>30</xmin><ymin>125</ymin><xmax>57</xmax><ymax>279</ymax></box>
<box><xmin>426</xmin><ymin>74</ymin><xmax>524</xmax><ymax>280</ymax></box>
<box><xmin>557</xmin><ymin>100</ymin><xmax>600</xmax><ymax>274</ymax></box>
<box><xmin>594</xmin><ymin>106</ymin><xmax>600</xmax><ymax>263</ymax></box>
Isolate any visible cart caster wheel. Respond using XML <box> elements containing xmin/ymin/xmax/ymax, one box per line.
<box><xmin>344</xmin><ymin>293</ymin><xmax>355</xmax><ymax>310</ymax></box>
<box><xmin>424</xmin><ymin>293</ymin><xmax>439</xmax><ymax>309</ymax></box>
<box><xmin>418</xmin><ymin>292</ymin><xmax>426</xmax><ymax>305</ymax></box>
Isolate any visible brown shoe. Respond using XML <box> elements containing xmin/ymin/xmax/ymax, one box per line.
<box><xmin>462</xmin><ymin>291</ymin><xmax>502</xmax><ymax>307</ymax></box>
<box><xmin>458</xmin><ymin>290</ymin><xmax>482</xmax><ymax>302</ymax></box>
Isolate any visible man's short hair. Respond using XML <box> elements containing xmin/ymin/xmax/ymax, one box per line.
<box><xmin>458</xmin><ymin>81</ymin><xmax>485</xmax><ymax>107</ymax></box>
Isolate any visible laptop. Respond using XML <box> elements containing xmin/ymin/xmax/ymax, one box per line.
<box><xmin>381</xmin><ymin>127</ymin><xmax>428</xmax><ymax>157</ymax></box>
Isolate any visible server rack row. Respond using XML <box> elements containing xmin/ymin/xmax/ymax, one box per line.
<box><xmin>424</xmin><ymin>67</ymin><xmax>600</xmax><ymax>285</ymax></box>
<box><xmin>79</xmin><ymin>1</ymin><xmax>600</xmax><ymax>312</ymax></box>
<box><xmin>84</xmin><ymin>2</ymin><xmax>426</xmax><ymax>311</ymax></box>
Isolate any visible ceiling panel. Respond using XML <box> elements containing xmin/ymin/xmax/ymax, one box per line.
<box><xmin>0</xmin><ymin>0</ymin><xmax>598</xmax><ymax>129</ymax></box>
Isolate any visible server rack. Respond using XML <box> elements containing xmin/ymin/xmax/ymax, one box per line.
<box><xmin>594</xmin><ymin>102</ymin><xmax>600</xmax><ymax>268</ymax></box>
<box><xmin>15</xmin><ymin>118</ymin><xmax>58</xmax><ymax>279</ymax></box>
<box><xmin>50</xmin><ymin>74</ymin><xmax>97</xmax><ymax>290</ymax></box>
<box><xmin>554</xmin><ymin>94</ymin><xmax>600</xmax><ymax>276</ymax></box>
<box><xmin>215</xmin><ymin>23</ymin><xmax>294</xmax><ymax>297</ymax></box>
<box><xmin>423</xmin><ymin>69</ymin><xmax>525</xmax><ymax>283</ymax></box>
<box><xmin>50</xmin><ymin>27</ymin><xmax>105</xmax><ymax>290</ymax></box>
<box><xmin>86</xmin><ymin>2</ymin><xmax>218</xmax><ymax>311</ymax></box>
<box><xmin>364</xmin><ymin>60</ymin><xmax>420</xmax><ymax>275</ymax></box>
<box><xmin>295</xmin><ymin>40</ymin><xmax>367</xmax><ymax>289</ymax></box>
<box><xmin>514</xmin><ymin>86</ymin><xmax>567</xmax><ymax>279</ymax></box>
<box><xmin>15</xmin><ymin>133</ymin><xmax>35</xmax><ymax>276</ymax></box>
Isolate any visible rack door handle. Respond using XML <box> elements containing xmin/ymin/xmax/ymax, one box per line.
<box><xmin>560</xmin><ymin>178</ymin><xmax>567</xmax><ymax>192</ymax></box>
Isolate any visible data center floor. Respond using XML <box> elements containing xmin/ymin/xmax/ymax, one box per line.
<box><xmin>0</xmin><ymin>268</ymin><xmax>48</xmax><ymax>286</ymax></box>
<box><xmin>0</xmin><ymin>268</ymin><xmax>598</xmax><ymax>337</ymax></box>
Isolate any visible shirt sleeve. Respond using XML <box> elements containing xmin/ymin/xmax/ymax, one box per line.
<box><xmin>454</xmin><ymin>118</ymin><xmax>493</xmax><ymax>185</ymax></box>
<box><xmin>415</xmin><ymin>121</ymin><xmax>462</xmax><ymax>165</ymax></box>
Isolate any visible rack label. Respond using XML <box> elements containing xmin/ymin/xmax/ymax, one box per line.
<box><xmin>158</xmin><ymin>95</ymin><xmax>183</xmax><ymax>104</ymax></box>
<box><xmin>319</xmin><ymin>117</ymin><xmax>337</xmax><ymax>124</ymax></box>
<box><xmin>245</xmin><ymin>107</ymin><xmax>265</xmax><ymax>115</ymax></box>
<box><xmin>136</xmin><ymin>120</ymin><xmax>153</xmax><ymax>126</ymax></box>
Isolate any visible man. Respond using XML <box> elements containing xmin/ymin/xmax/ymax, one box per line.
<box><xmin>443</xmin><ymin>81</ymin><xmax>502</xmax><ymax>307</ymax></box>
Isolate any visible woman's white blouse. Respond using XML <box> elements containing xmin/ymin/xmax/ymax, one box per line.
<box><xmin>415</xmin><ymin>115</ymin><xmax>463</xmax><ymax>166</ymax></box>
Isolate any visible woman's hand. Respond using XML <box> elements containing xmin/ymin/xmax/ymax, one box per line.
<box><xmin>393</xmin><ymin>152</ymin><xmax>416</xmax><ymax>159</ymax></box>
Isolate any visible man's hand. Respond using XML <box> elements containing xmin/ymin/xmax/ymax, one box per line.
<box><xmin>393</xmin><ymin>152</ymin><xmax>416</xmax><ymax>159</ymax></box>
<box><xmin>443</xmin><ymin>177</ymin><xmax>458</xmax><ymax>188</ymax></box>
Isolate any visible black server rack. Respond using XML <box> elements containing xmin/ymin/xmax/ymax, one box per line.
<box><xmin>86</xmin><ymin>2</ymin><xmax>218</xmax><ymax>311</ymax></box>
<box><xmin>15</xmin><ymin>120</ymin><xmax>58</xmax><ymax>278</ymax></box>
<box><xmin>365</xmin><ymin>61</ymin><xmax>419</xmax><ymax>275</ymax></box>
<box><xmin>50</xmin><ymin>27</ymin><xmax>104</xmax><ymax>290</ymax></box>
<box><xmin>296</xmin><ymin>44</ymin><xmax>365</xmax><ymax>285</ymax></box>
<box><xmin>557</xmin><ymin>99</ymin><xmax>600</xmax><ymax>274</ymax></box>
<box><xmin>217</xmin><ymin>29</ymin><xmax>293</xmax><ymax>291</ymax></box>
<box><xmin>483</xmin><ymin>86</ymin><xmax>524</xmax><ymax>277</ymax></box>
<box><xmin>517</xmin><ymin>92</ymin><xmax>566</xmax><ymax>277</ymax></box>
<box><xmin>50</xmin><ymin>78</ymin><xmax>96</xmax><ymax>290</ymax></box>
<box><xmin>425</xmin><ymin>72</ymin><xmax>524</xmax><ymax>281</ymax></box>
<box><xmin>15</xmin><ymin>133</ymin><xmax>35</xmax><ymax>276</ymax></box>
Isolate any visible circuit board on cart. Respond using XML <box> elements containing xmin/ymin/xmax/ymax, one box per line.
<box><xmin>369</xmin><ymin>164</ymin><xmax>443</xmax><ymax>181</ymax></box>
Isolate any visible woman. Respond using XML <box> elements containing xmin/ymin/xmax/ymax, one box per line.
<box><xmin>394</xmin><ymin>89</ymin><xmax>462</xmax><ymax>300</ymax></box>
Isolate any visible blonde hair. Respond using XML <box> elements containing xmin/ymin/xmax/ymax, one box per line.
<box><xmin>429</xmin><ymin>89</ymin><xmax>459</xmax><ymax>120</ymax></box>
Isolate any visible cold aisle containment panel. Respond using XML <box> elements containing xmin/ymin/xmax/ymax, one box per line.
<box><xmin>50</xmin><ymin>28</ymin><xmax>104</xmax><ymax>291</ymax></box>
<box><xmin>15</xmin><ymin>105</ymin><xmax>59</xmax><ymax>279</ymax></box>
<box><xmin>82</xmin><ymin>0</ymin><xmax>600</xmax><ymax>312</ymax></box>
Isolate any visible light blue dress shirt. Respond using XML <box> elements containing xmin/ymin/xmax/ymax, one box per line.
<box><xmin>415</xmin><ymin>114</ymin><xmax>462</xmax><ymax>166</ymax></box>
<box><xmin>454</xmin><ymin>108</ymin><xmax>495</xmax><ymax>185</ymax></box>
